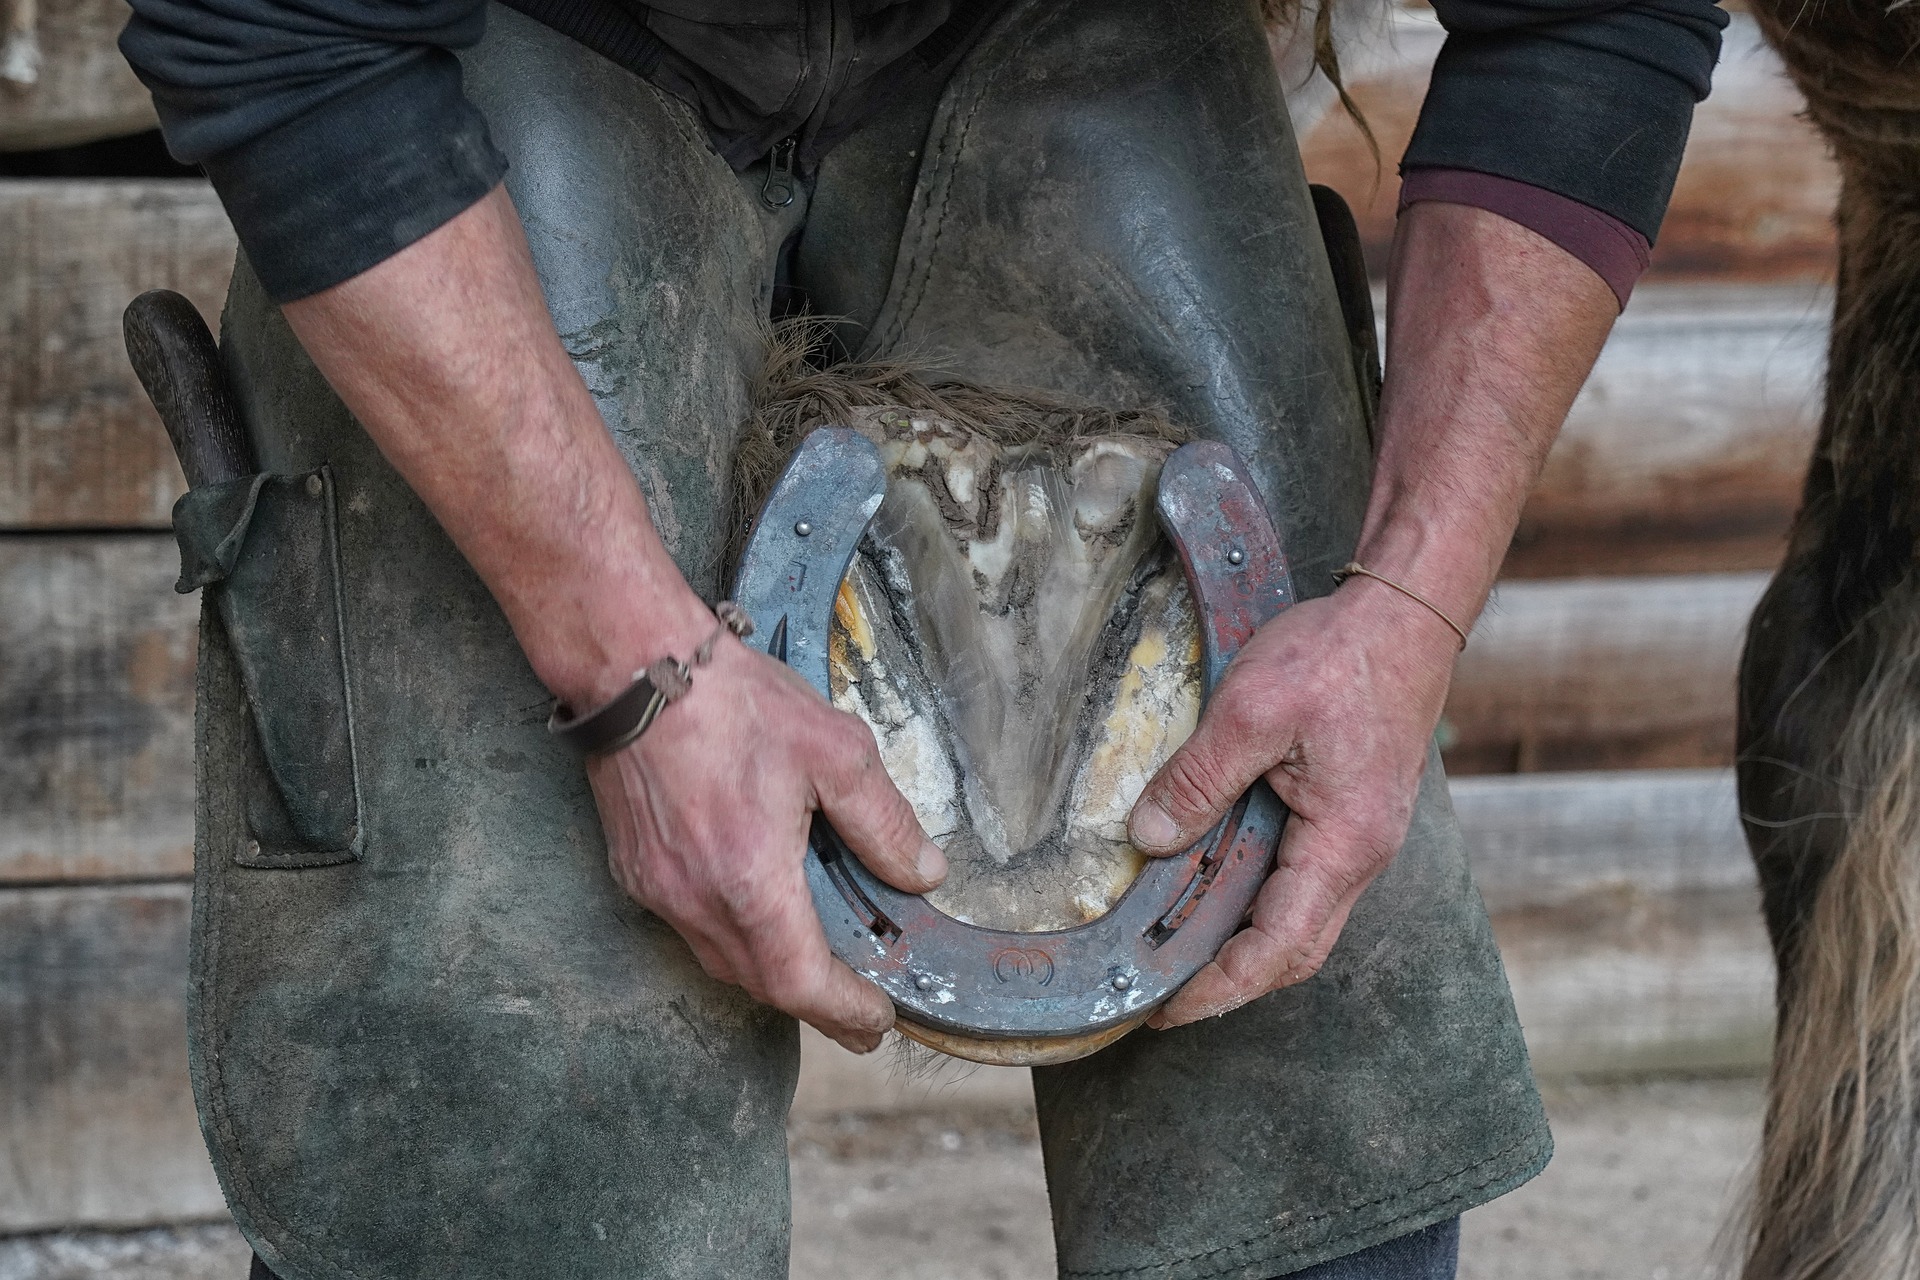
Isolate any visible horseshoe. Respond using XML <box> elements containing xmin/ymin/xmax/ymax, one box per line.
<box><xmin>733</xmin><ymin>429</ymin><xmax>1293</xmax><ymax>1061</ymax></box>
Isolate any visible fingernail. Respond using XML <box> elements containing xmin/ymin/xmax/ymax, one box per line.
<box><xmin>1130</xmin><ymin>800</ymin><xmax>1179</xmax><ymax>850</ymax></box>
<box><xmin>916</xmin><ymin>838</ymin><xmax>948</xmax><ymax>884</ymax></box>
<box><xmin>1152</xmin><ymin>993</ymin><xmax>1237</xmax><ymax>1031</ymax></box>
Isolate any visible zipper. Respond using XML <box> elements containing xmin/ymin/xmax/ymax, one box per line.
<box><xmin>760</xmin><ymin>0</ymin><xmax>850</xmax><ymax>211</ymax></box>
<box><xmin>761</xmin><ymin>137</ymin><xmax>798</xmax><ymax>210</ymax></box>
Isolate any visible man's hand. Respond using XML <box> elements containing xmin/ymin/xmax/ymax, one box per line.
<box><xmin>590</xmin><ymin>639</ymin><xmax>946</xmax><ymax>1053</ymax></box>
<box><xmin>1128</xmin><ymin>199</ymin><xmax>1620</xmax><ymax>1028</ymax></box>
<box><xmin>280</xmin><ymin>186</ymin><xmax>942</xmax><ymax>1051</ymax></box>
<box><xmin>1128</xmin><ymin>584</ymin><xmax>1457</xmax><ymax>1028</ymax></box>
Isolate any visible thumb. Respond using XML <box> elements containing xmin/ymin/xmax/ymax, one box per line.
<box><xmin>813</xmin><ymin>714</ymin><xmax>948</xmax><ymax>893</ymax></box>
<box><xmin>1129</xmin><ymin>693</ymin><xmax>1275</xmax><ymax>855</ymax></box>
<box><xmin>1147</xmin><ymin>809</ymin><xmax>1362</xmax><ymax>1028</ymax></box>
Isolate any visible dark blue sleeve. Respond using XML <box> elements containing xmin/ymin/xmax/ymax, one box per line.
<box><xmin>1403</xmin><ymin>0</ymin><xmax>1728</xmax><ymax>243</ymax></box>
<box><xmin>121</xmin><ymin>0</ymin><xmax>507</xmax><ymax>301</ymax></box>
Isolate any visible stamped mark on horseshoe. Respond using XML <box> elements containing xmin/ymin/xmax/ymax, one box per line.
<box><xmin>991</xmin><ymin>947</ymin><xmax>1056</xmax><ymax>987</ymax></box>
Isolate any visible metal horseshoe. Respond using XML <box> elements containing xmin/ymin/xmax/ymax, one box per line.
<box><xmin>732</xmin><ymin>429</ymin><xmax>1294</xmax><ymax>1047</ymax></box>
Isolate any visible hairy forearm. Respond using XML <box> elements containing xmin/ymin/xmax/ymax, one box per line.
<box><xmin>1354</xmin><ymin>201</ymin><xmax>1617</xmax><ymax>642</ymax></box>
<box><xmin>280</xmin><ymin>186</ymin><xmax>711</xmax><ymax>708</ymax></box>
<box><xmin>1131</xmin><ymin>201</ymin><xmax>1624</xmax><ymax>1018</ymax></box>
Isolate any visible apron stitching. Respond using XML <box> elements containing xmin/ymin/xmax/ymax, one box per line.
<box><xmin>885</xmin><ymin>0</ymin><xmax>1053</xmax><ymax>350</ymax></box>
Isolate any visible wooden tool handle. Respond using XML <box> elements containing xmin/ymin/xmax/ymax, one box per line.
<box><xmin>123</xmin><ymin>289</ymin><xmax>256</xmax><ymax>488</ymax></box>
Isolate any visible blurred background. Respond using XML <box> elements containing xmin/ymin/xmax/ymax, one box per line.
<box><xmin>0</xmin><ymin>0</ymin><xmax>1830</xmax><ymax>1275</ymax></box>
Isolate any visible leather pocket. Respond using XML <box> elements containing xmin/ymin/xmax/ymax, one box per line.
<box><xmin>173</xmin><ymin>465</ymin><xmax>364</xmax><ymax>867</ymax></box>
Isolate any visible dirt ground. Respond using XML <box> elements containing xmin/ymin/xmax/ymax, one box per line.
<box><xmin>0</xmin><ymin>1076</ymin><xmax>1763</xmax><ymax>1280</ymax></box>
<box><xmin>782</xmin><ymin>1077</ymin><xmax>1766</xmax><ymax>1280</ymax></box>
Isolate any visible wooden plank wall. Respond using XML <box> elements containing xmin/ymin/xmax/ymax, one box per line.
<box><xmin>0</xmin><ymin>885</ymin><xmax>223</xmax><ymax>1231</ymax></box>
<box><xmin>0</xmin><ymin>173</ymin><xmax>232</xmax><ymax>1232</ymax></box>
<box><xmin>1</xmin><ymin>0</ymin><xmax>1823</xmax><ymax>1233</ymax></box>
<box><xmin>1446</xmin><ymin>573</ymin><xmax>1767</xmax><ymax>775</ymax></box>
<box><xmin>0</xmin><ymin>0</ymin><xmax>159</xmax><ymax>150</ymax></box>
<box><xmin>2</xmin><ymin>181</ymin><xmax>225</xmax><ymax>526</ymax></box>
<box><xmin>1506</xmin><ymin>284</ymin><xmax>1826</xmax><ymax>580</ymax></box>
<box><xmin>1453</xmin><ymin>769</ymin><xmax>1770</xmax><ymax>1078</ymax></box>
<box><xmin>0</xmin><ymin>537</ymin><xmax>196</xmax><ymax>883</ymax></box>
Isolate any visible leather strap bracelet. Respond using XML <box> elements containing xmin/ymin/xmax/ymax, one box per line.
<box><xmin>548</xmin><ymin>602</ymin><xmax>755</xmax><ymax>756</ymax></box>
<box><xmin>1332</xmin><ymin>562</ymin><xmax>1470</xmax><ymax>652</ymax></box>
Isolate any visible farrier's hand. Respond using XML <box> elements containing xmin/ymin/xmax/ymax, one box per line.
<box><xmin>1127</xmin><ymin>579</ymin><xmax>1461</xmax><ymax>1028</ymax></box>
<box><xmin>587</xmin><ymin>633</ymin><xmax>945</xmax><ymax>1053</ymax></box>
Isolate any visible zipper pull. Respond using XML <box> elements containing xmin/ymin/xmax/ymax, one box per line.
<box><xmin>761</xmin><ymin>137</ymin><xmax>797</xmax><ymax>210</ymax></box>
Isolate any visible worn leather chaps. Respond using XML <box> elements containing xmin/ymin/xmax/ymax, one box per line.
<box><xmin>190</xmin><ymin>1</ymin><xmax>1549</xmax><ymax>1276</ymax></box>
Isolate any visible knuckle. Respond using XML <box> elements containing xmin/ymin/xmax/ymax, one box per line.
<box><xmin>1213</xmin><ymin>970</ymin><xmax>1262</xmax><ymax>1009</ymax></box>
<box><xmin>686</xmin><ymin>940</ymin><xmax>738</xmax><ymax>987</ymax></box>
<box><xmin>1216</xmin><ymin>667</ymin><xmax>1286</xmax><ymax>734</ymax></box>
<box><xmin>607</xmin><ymin>850</ymin><xmax>672</xmax><ymax>911</ymax></box>
<box><xmin>758</xmin><ymin>967</ymin><xmax>810</xmax><ymax>1010</ymax></box>
<box><xmin>828</xmin><ymin>711</ymin><xmax>879</xmax><ymax>760</ymax></box>
<box><xmin>761</xmin><ymin>952</ymin><xmax>834</xmax><ymax>1014</ymax></box>
<box><xmin>605</xmin><ymin>851</ymin><xmax>643</xmax><ymax>900</ymax></box>
<box><xmin>875</xmin><ymin>792</ymin><xmax>922</xmax><ymax>843</ymax></box>
<box><xmin>1283</xmin><ymin>949</ymin><xmax>1329</xmax><ymax>986</ymax></box>
<box><xmin>1219</xmin><ymin>934</ymin><xmax>1283</xmax><ymax>992</ymax></box>
<box><xmin>1242</xmin><ymin>934</ymin><xmax>1319</xmax><ymax>991</ymax></box>
<box><xmin>1208</xmin><ymin>689</ymin><xmax>1266</xmax><ymax>744</ymax></box>
<box><xmin>1158</xmin><ymin>746</ymin><xmax>1241</xmax><ymax>816</ymax></box>
<box><xmin>707</xmin><ymin>870</ymin><xmax>767</xmax><ymax>927</ymax></box>
<box><xmin>1350</xmin><ymin>819</ymin><xmax>1406</xmax><ymax>872</ymax></box>
<box><xmin>1319</xmin><ymin>851</ymin><xmax>1375</xmax><ymax>902</ymax></box>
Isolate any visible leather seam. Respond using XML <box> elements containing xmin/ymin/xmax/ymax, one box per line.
<box><xmin>659</xmin><ymin>77</ymin><xmax>715</xmax><ymax>155</ymax></box>
<box><xmin>882</xmin><ymin>0</ymin><xmax>1054</xmax><ymax>351</ymax></box>
<box><xmin>1059</xmin><ymin>1126</ymin><xmax>1551</xmax><ymax>1279</ymax></box>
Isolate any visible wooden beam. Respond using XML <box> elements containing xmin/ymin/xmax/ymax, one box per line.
<box><xmin>0</xmin><ymin>179</ymin><xmax>233</xmax><ymax>529</ymax></box>
<box><xmin>1300</xmin><ymin>10</ymin><xmax>1838</xmax><ymax>284</ymax></box>
<box><xmin>0</xmin><ymin>0</ymin><xmax>160</xmax><ymax>151</ymax></box>
<box><xmin>1456</xmin><ymin>768</ymin><xmax>1755</xmax><ymax>913</ymax></box>
<box><xmin>1508</xmin><ymin>285</ymin><xmax>1825</xmax><ymax>579</ymax></box>
<box><xmin>0</xmin><ymin>883</ymin><xmax>226</xmax><ymax>1232</ymax></box>
<box><xmin>1442</xmin><ymin>573</ymin><xmax>1765</xmax><ymax>775</ymax></box>
<box><xmin>1455</xmin><ymin>769</ymin><xmax>1774</xmax><ymax>1077</ymax></box>
<box><xmin>0</xmin><ymin>535</ymin><xmax>196</xmax><ymax>883</ymax></box>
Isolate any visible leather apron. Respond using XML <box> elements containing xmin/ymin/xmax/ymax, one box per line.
<box><xmin>183</xmin><ymin>1</ymin><xmax>1549</xmax><ymax>1275</ymax></box>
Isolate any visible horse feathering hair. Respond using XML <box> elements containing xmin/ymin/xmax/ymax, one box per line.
<box><xmin>1735</xmin><ymin>0</ymin><xmax>1920</xmax><ymax>1275</ymax></box>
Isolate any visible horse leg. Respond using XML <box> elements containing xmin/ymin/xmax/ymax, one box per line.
<box><xmin>1738</xmin><ymin>3</ymin><xmax>1920</xmax><ymax>1274</ymax></box>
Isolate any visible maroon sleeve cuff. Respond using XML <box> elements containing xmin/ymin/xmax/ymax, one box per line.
<box><xmin>1398</xmin><ymin>168</ymin><xmax>1651</xmax><ymax>311</ymax></box>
